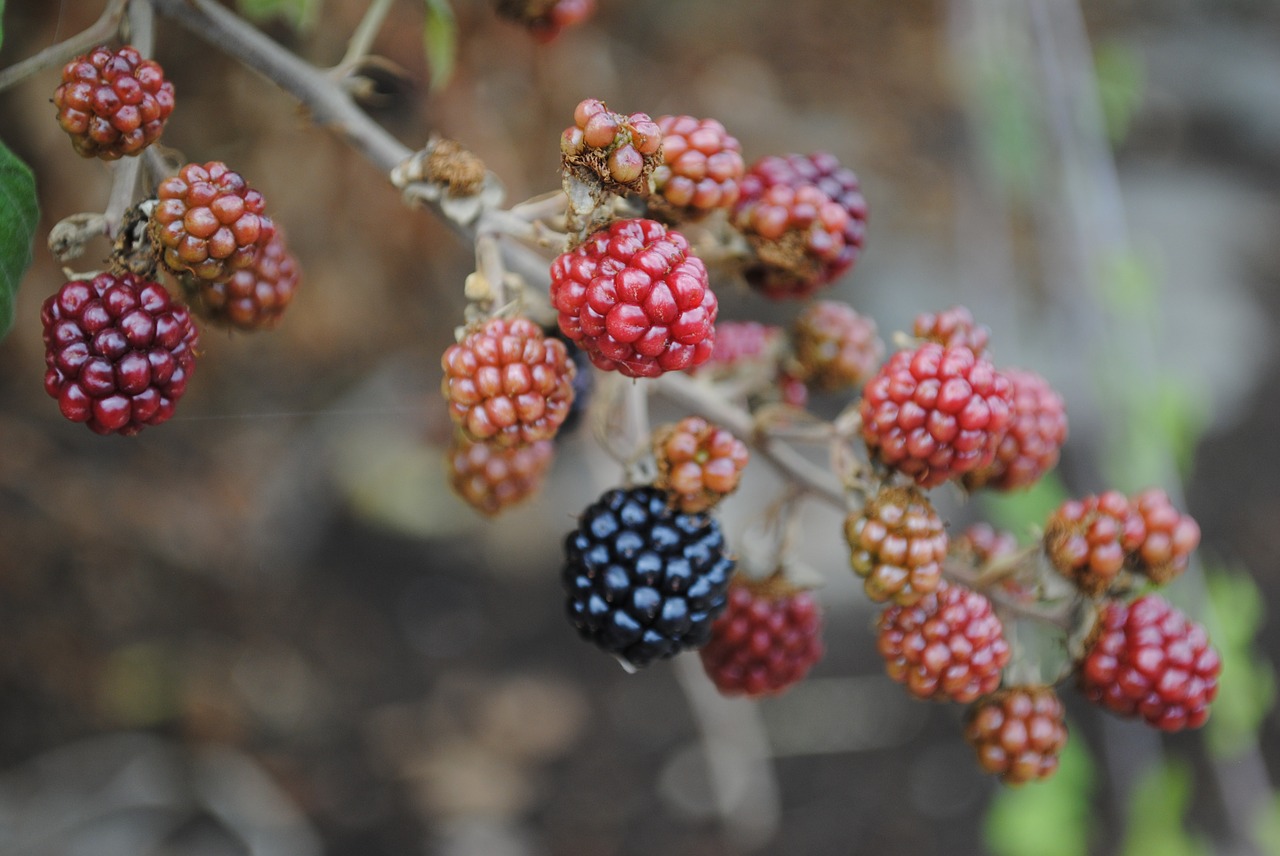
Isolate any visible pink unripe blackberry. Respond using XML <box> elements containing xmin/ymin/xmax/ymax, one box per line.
<box><xmin>53</xmin><ymin>45</ymin><xmax>174</xmax><ymax>160</ymax></box>
<box><xmin>549</xmin><ymin>218</ymin><xmax>718</xmax><ymax>378</ymax></box>
<box><xmin>877</xmin><ymin>581</ymin><xmax>1011</xmax><ymax>704</ymax></box>
<box><xmin>963</xmin><ymin>368</ymin><xmax>1067</xmax><ymax>491</ymax></box>
<box><xmin>699</xmin><ymin>575</ymin><xmax>824</xmax><ymax>698</ymax></box>
<box><xmin>441</xmin><ymin>317</ymin><xmax>577</xmax><ymax>447</ymax></box>
<box><xmin>859</xmin><ymin>343</ymin><xmax>1013</xmax><ymax>488</ymax></box>
<box><xmin>1078</xmin><ymin>594</ymin><xmax>1221</xmax><ymax>731</ymax></box>
<box><xmin>42</xmin><ymin>272</ymin><xmax>198</xmax><ymax>436</ymax></box>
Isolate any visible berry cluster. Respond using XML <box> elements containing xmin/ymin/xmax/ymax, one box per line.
<box><xmin>53</xmin><ymin>45</ymin><xmax>174</xmax><ymax>160</ymax></box>
<box><xmin>652</xmin><ymin>416</ymin><xmax>749</xmax><ymax>513</ymax></box>
<box><xmin>561</xmin><ymin>99</ymin><xmax>663</xmax><ymax>196</ymax></box>
<box><xmin>700</xmin><ymin>575</ymin><xmax>823</xmax><ymax>697</ymax></box>
<box><xmin>650</xmin><ymin>115</ymin><xmax>745</xmax><ymax>220</ymax></box>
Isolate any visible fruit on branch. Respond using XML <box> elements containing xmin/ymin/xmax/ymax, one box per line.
<box><xmin>699</xmin><ymin>321</ymin><xmax>783</xmax><ymax>372</ymax></box>
<box><xmin>846</xmin><ymin>485</ymin><xmax>947</xmax><ymax>605</ymax></box>
<box><xmin>562</xmin><ymin>486</ymin><xmax>734</xmax><ymax>668</ymax></box>
<box><xmin>549</xmin><ymin>218</ymin><xmax>718</xmax><ymax>378</ymax></box>
<box><xmin>561</xmin><ymin>99</ymin><xmax>663</xmax><ymax>197</ymax></box>
<box><xmin>151</xmin><ymin>161</ymin><xmax>275</xmax><ymax>283</ymax></box>
<box><xmin>859</xmin><ymin>342</ymin><xmax>1012</xmax><ymax>488</ymax></box>
<box><xmin>446</xmin><ymin>433</ymin><xmax>555</xmax><ymax>516</ymax></box>
<box><xmin>951</xmin><ymin>522</ymin><xmax>1020</xmax><ymax>567</ymax></box>
<box><xmin>965</xmin><ymin>686</ymin><xmax>1068</xmax><ymax>785</ymax></box>
<box><xmin>652</xmin><ymin>416</ymin><xmax>749</xmax><ymax>513</ymax></box>
<box><xmin>42</xmin><ymin>273</ymin><xmax>198</xmax><ymax>436</ymax></box>
<box><xmin>185</xmin><ymin>229</ymin><xmax>300</xmax><ymax>331</ymax></box>
<box><xmin>962</xmin><ymin>368</ymin><xmax>1067</xmax><ymax>491</ymax></box>
<box><xmin>737</xmin><ymin>153</ymin><xmax>867</xmax><ymax>294</ymax></box>
<box><xmin>53</xmin><ymin>45</ymin><xmax>175</xmax><ymax>160</ymax></box>
<box><xmin>649</xmin><ymin>115</ymin><xmax>745</xmax><ymax>220</ymax></box>
<box><xmin>876</xmin><ymin>581</ymin><xmax>1011</xmax><ymax>703</ymax></box>
<box><xmin>912</xmin><ymin>305</ymin><xmax>990</xmax><ymax>355</ymax></box>
<box><xmin>699</xmin><ymin>574</ymin><xmax>824</xmax><ymax>697</ymax></box>
<box><xmin>1128</xmin><ymin>488</ymin><xmax>1200</xmax><ymax>585</ymax></box>
<box><xmin>495</xmin><ymin>0</ymin><xmax>596</xmax><ymax>42</ymax></box>
<box><xmin>733</xmin><ymin>182</ymin><xmax>850</xmax><ymax>299</ymax></box>
<box><xmin>787</xmin><ymin>299</ymin><xmax>883</xmax><ymax>392</ymax></box>
<box><xmin>441</xmin><ymin>316</ymin><xmax>577</xmax><ymax>447</ymax></box>
<box><xmin>1077</xmin><ymin>594</ymin><xmax>1221</xmax><ymax>731</ymax></box>
<box><xmin>1043</xmin><ymin>491</ymin><xmax>1146</xmax><ymax>597</ymax></box>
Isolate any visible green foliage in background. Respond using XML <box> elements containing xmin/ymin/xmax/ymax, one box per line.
<box><xmin>423</xmin><ymin>0</ymin><xmax>457</xmax><ymax>91</ymax></box>
<box><xmin>0</xmin><ymin>138</ymin><xmax>38</xmax><ymax>342</ymax></box>
<box><xmin>986</xmin><ymin>733</ymin><xmax>1094</xmax><ymax>856</ymax></box>
<box><xmin>1204</xmin><ymin>566</ymin><xmax>1276</xmax><ymax>758</ymax></box>
<box><xmin>982</xmin><ymin>471</ymin><xmax>1068</xmax><ymax>542</ymax></box>
<box><xmin>1094</xmin><ymin>41</ymin><xmax>1146</xmax><ymax>146</ymax></box>
<box><xmin>1119</xmin><ymin>761</ymin><xmax>1210</xmax><ymax>856</ymax></box>
<box><xmin>973</xmin><ymin>53</ymin><xmax>1044</xmax><ymax>202</ymax></box>
<box><xmin>237</xmin><ymin>0</ymin><xmax>323</xmax><ymax>31</ymax></box>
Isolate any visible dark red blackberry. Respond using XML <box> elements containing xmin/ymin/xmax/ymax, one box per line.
<box><xmin>963</xmin><ymin>368</ymin><xmax>1067</xmax><ymax>491</ymax></box>
<box><xmin>187</xmin><ymin>228</ymin><xmax>300</xmax><ymax>330</ymax></box>
<box><xmin>562</xmin><ymin>486</ymin><xmax>735</xmax><ymax>668</ymax></box>
<box><xmin>549</xmin><ymin>218</ymin><xmax>718</xmax><ymax>378</ymax></box>
<box><xmin>699</xmin><ymin>574</ymin><xmax>823</xmax><ymax>697</ymax></box>
<box><xmin>42</xmin><ymin>272</ymin><xmax>198</xmax><ymax>436</ymax></box>
<box><xmin>1043</xmin><ymin>491</ymin><xmax>1146</xmax><ymax>596</ymax></box>
<box><xmin>1078</xmin><ymin>594</ymin><xmax>1221</xmax><ymax>731</ymax></box>
<box><xmin>53</xmin><ymin>45</ymin><xmax>174</xmax><ymax>160</ymax></box>
<box><xmin>1128</xmin><ymin>489</ymin><xmax>1200</xmax><ymax>585</ymax></box>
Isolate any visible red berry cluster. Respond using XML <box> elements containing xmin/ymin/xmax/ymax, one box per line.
<box><xmin>963</xmin><ymin>368</ymin><xmax>1068</xmax><ymax>491</ymax></box>
<box><xmin>652</xmin><ymin>416</ymin><xmax>749</xmax><ymax>513</ymax></box>
<box><xmin>53</xmin><ymin>45</ymin><xmax>174</xmax><ymax>160</ymax></box>
<box><xmin>495</xmin><ymin>0</ymin><xmax>596</xmax><ymax>42</ymax></box>
<box><xmin>787</xmin><ymin>299</ymin><xmax>883</xmax><ymax>392</ymax></box>
<box><xmin>650</xmin><ymin>115</ymin><xmax>745</xmax><ymax>219</ymax></box>
<box><xmin>912</xmin><ymin>305</ymin><xmax>990</xmax><ymax>354</ymax></box>
<box><xmin>446</xmin><ymin>433</ymin><xmax>556</xmax><ymax>516</ymax></box>
<box><xmin>561</xmin><ymin>99</ymin><xmax>663</xmax><ymax>195</ymax></box>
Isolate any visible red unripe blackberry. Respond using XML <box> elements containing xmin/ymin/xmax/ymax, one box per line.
<box><xmin>789</xmin><ymin>300</ymin><xmax>883</xmax><ymax>392</ymax></box>
<box><xmin>496</xmin><ymin>0</ymin><xmax>596</xmax><ymax>42</ymax></box>
<box><xmin>859</xmin><ymin>343</ymin><xmax>1013</xmax><ymax>488</ymax></box>
<box><xmin>42</xmin><ymin>273</ymin><xmax>198</xmax><ymax>436</ymax></box>
<box><xmin>650</xmin><ymin>115</ymin><xmax>745</xmax><ymax>220</ymax></box>
<box><xmin>652</xmin><ymin>416</ymin><xmax>749</xmax><ymax>513</ymax></box>
<box><xmin>187</xmin><ymin>228</ymin><xmax>300</xmax><ymax>331</ymax></box>
<box><xmin>1078</xmin><ymin>594</ymin><xmax>1221</xmax><ymax>731</ymax></box>
<box><xmin>952</xmin><ymin>522</ymin><xmax>1020</xmax><ymax>567</ymax></box>
<box><xmin>549</xmin><ymin>218</ymin><xmax>718</xmax><ymax>378</ymax></box>
<box><xmin>699</xmin><ymin>575</ymin><xmax>824</xmax><ymax>698</ymax></box>
<box><xmin>846</xmin><ymin>486</ymin><xmax>947</xmax><ymax>605</ymax></box>
<box><xmin>1043</xmin><ymin>491</ymin><xmax>1146</xmax><ymax>596</ymax></box>
<box><xmin>734</xmin><ymin>182</ymin><xmax>850</xmax><ymax>299</ymax></box>
<box><xmin>877</xmin><ymin>581</ymin><xmax>1011</xmax><ymax>703</ymax></box>
<box><xmin>1128</xmin><ymin>489</ymin><xmax>1200</xmax><ymax>585</ymax></box>
<box><xmin>963</xmin><ymin>368</ymin><xmax>1067</xmax><ymax>491</ymax></box>
<box><xmin>912</xmin><ymin>305</ymin><xmax>990</xmax><ymax>355</ymax></box>
<box><xmin>151</xmin><ymin>161</ymin><xmax>274</xmax><ymax>283</ymax></box>
<box><xmin>441</xmin><ymin>316</ymin><xmax>576</xmax><ymax>447</ymax></box>
<box><xmin>447</xmin><ymin>433</ymin><xmax>555</xmax><ymax>516</ymax></box>
<box><xmin>53</xmin><ymin>45</ymin><xmax>174</xmax><ymax>160</ymax></box>
<box><xmin>561</xmin><ymin>99</ymin><xmax>663</xmax><ymax>196</ymax></box>
<box><xmin>738</xmin><ymin>153</ymin><xmax>868</xmax><ymax>287</ymax></box>
<box><xmin>965</xmin><ymin>687</ymin><xmax>1068</xmax><ymax>785</ymax></box>
<box><xmin>694</xmin><ymin>321</ymin><xmax>783</xmax><ymax>377</ymax></box>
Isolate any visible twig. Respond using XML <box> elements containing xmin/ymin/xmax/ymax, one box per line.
<box><xmin>0</xmin><ymin>0</ymin><xmax>128</xmax><ymax>92</ymax></box>
<box><xmin>330</xmin><ymin>0</ymin><xmax>395</xmax><ymax>78</ymax></box>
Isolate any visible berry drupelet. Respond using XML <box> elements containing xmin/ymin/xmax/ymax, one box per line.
<box><xmin>562</xmin><ymin>486</ymin><xmax>735</xmax><ymax>668</ymax></box>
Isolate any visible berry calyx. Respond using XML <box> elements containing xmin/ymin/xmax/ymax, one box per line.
<box><xmin>549</xmin><ymin>218</ymin><xmax>718</xmax><ymax>378</ymax></box>
<box><xmin>699</xmin><ymin>574</ymin><xmax>824</xmax><ymax>698</ymax></box>
<box><xmin>185</xmin><ymin>228</ymin><xmax>300</xmax><ymax>331</ymax></box>
<box><xmin>650</xmin><ymin>115</ymin><xmax>745</xmax><ymax>220</ymax></box>
<box><xmin>912</xmin><ymin>305</ymin><xmax>990</xmax><ymax>355</ymax></box>
<box><xmin>876</xmin><ymin>581</ymin><xmax>1011</xmax><ymax>703</ymax></box>
<box><xmin>734</xmin><ymin>182</ymin><xmax>849</xmax><ymax>299</ymax></box>
<box><xmin>561</xmin><ymin>99</ymin><xmax>663</xmax><ymax>196</ymax></box>
<box><xmin>965</xmin><ymin>687</ymin><xmax>1068</xmax><ymax>785</ymax></box>
<box><xmin>53</xmin><ymin>45</ymin><xmax>175</xmax><ymax>160</ymax></box>
<box><xmin>1043</xmin><ymin>491</ymin><xmax>1146</xmax><ymax>596</ymax></box>
<box><xmin>441</xmin><ymin>316</ymin><xmax>577</xmax><ymax>447</ymax></box>
<box><xmin>1077</xmin><ymin>594</ymin><xmax>1221</xmax><ymax>731</ymax></box>
<box><xmin>42</xmin><ymin>272</ymin><xmax>198</xmax><ymax>436</ymax></box>
<box><xmin>151</xmin><ymin>161</ymin><xmax>274</xmax><ymax>283</ymax></box>
<box><xmin>562</xmin><ymin>486</ymin><xmax>735</xmax><ymax>668</ymax></box>
<box><xmin>446</xmin><ymin>433</ymin><xmax>555</xmax><ymax>516</ymax></box>
<box><xmin>846</xmin><ymin>485</ymin><xmax>947</xmax><ymax>605</ymax></box>
<box><xmin>963</xmin><ymin>368</ymin><xmax>1067</xmax><ymax>491</ymax></box>
<box><xmin>859</xmin><ymin>342</ymin><xmax>1013</xmax><ymax>488</ymax></box>
<box><xmin>652</xmin><ymin>416</ymin><xmax>749</xmax><ymax>513</ymax></box>
<box><xmin>788</xmin><ymin>300</ymin><xmax>883</xmax><ymax>392</ymax></box>
<box><xmin>1128</xmin><ymin>488</ymin><xmax>1200</xmax><ymax>585</ymax></box>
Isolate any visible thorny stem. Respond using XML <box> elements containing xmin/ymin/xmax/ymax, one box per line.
<box><xmin>0</xmin><ymin>0</ymin><xmax>128</xmax><ymax>92</ymax></box>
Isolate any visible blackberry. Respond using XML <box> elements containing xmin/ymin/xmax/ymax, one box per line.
<box><xmin>963</xmin><ymin>368</ymin><xmax>1067</xmax><ymax>491</ymax></box>
<box><xmin>1044</xmin><ymin>491</ymin><xmax>1146</xmax><ymax>596</ymax></box>
<box><xmin>650</xmin><ymin>114</ymin><xmax>745</xmax><ymax>220</ymax></box>
<box><xmin>652</xmin><ymin>416</ymin><xmax>749</xmax><ymax>513</ymax></box>
<box><xmin>789</xmin><ymin>299</ymin><xmax>883</xmax><ymax>392</ymax></box>
<box><xmin>1128</xmin><ymin>489</ymin><xmax>1200</xmax><ymax>585</ymax></box>
<box><xmin>53</xmin><ymin>45</ymin><xmax>174</xmax><ymax>160</ymax></box>
<box><xmin>965</xmin><ymin>686</ymin><xmax>1068</xmax><ymax>785</ymax></box>
<box><xmin>447</xmin><ymin>434</ymin><xmax>555</xmax><ymax>516</ymax></box>
<box><xmin>186</xmin><ymin>228</ymin><xmax>300</xmax><ymax>331</ymax></box>
<box><xmin>561</xmin><ymin>99</ymin><xmax>663</xmax><ymax>196</ymax></box>
<box><xmin>151</xmin><ymin>161</ymin><xmax>273</xmax><ymax>283</ymax></box>
<box><xmin>734</xmin><ymin>182</ymin><xmax>849</xmax><ymax>299</ymax></box>
<box><xmin>562</xmin><ymin>486</ymin><xmax>735</xmax><ymax>668</ymax></box>
<box><xmin>845</xmin><ymin>485</ymin><xmax>947</xmax><ymax>605</ymax></box>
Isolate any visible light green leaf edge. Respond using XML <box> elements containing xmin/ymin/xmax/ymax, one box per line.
<box><xmin>0</xmin><ymin>138</ymin><xmax>39</xmax><ymax>342</ymax></box>
<box><xmin>423</xmin><ymin>0</ymin><xmax>457</xmax><ymax>92</ymax></box>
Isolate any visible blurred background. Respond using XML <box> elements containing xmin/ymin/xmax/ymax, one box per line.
<box><xmin>0</xmin><ymin>0</ymin><xmax>1278</xmax><ymax>853</ymax></box>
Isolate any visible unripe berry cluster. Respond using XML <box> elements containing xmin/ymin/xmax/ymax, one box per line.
<box><xmin>561</xmin><ymin>99</ymin><xmax>663</xmax><ymax>195</ymax></box>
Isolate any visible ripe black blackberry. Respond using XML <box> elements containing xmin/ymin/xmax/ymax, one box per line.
<box><xmin>562</xmin><ymin>486</ymin><xmax>735</xmax><ymax>668</ymax></box>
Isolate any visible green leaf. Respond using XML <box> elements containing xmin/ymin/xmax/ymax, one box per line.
<box><xmin>0</xmin><ymin>138</ymin><xmax>38</xmax><ymax>342</ymax></box>
<box><xmin>982</xmin><ymin>470</ymin><xmax>1069</xmax><ymax>542</ymax></box>
<box><xmin>236</xmin><ymin>0</ymin><xmax>322</xmax><ymax>31</ymax></box>
<box><xmin>1095</xmin><ymin>41</ymin><xmax>1146</xmax><ymax>146</ymax></box>
<box><xmin>1119</xmin><ymin>761</ymin><xmax>1210</xmax><ymax>856</ymax></box>
<box><xmin>422</xmin><ymin>0</ymin><xmax>457</xmax><ymax>91</ymax></box>
<box><xmin>985</xmin><ymin>732</ymin><xmax>1094</xmax><ymax>856</ymax></box>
